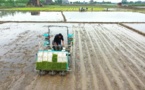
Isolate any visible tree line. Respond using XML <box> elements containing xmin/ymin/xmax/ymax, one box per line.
<box><xmin>0</xmin><ymin>0</ymin><xmax>46</xmax><ymax>6</ymax></box>
<box><xmin>0</xmin><ymin>0</ymin><xmax>66</xmax><ymax>7</ymax></box>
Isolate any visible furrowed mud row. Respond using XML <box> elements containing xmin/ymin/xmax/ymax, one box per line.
<box><xmin>94</xmin><ymin>24</ymin><xmax>145</xmax><ymax>89</ymax></box>
<box><xmin>80</xmin><ymin>28</ymin><xmax>99</xmax><ymax>90</ymax></box>
<box><xmin>93</xmin><ymin>25</ymin><xmax>144</xmax><ymax>90</ymax></box>
<box><xmin>85</xmin><ymin>28</ymin><xmax>113</xmax><ymax>90</ymax></box>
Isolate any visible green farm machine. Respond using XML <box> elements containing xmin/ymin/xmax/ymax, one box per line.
<box><xmin>36</xmin><ymin>26</ymin><xmax>73</xmax><ymax>76</ymax></box>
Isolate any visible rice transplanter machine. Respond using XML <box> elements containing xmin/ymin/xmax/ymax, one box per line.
<box><xmin>36</xmin><ymin>26</ymin><xmax>73</xmax><ymax>76</ymax></box>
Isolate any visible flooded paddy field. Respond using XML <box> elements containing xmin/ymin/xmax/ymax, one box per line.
<box><xmin>124</xmin><ymin>23</ymin><xmax>145</xmax><ymax>34</ymax></box>
<box><xmin>0</xmin><ymin>22</ymin><xmax>145</xmax><ymax>90</ymax></box>
<box><xmin>63</xmin><ymin>12</ymin><xmax>145</xmax><ymax>22</ymax></box>
<box><xmin>0</xmin><ymin>11</ymin><xmax>145</xmax><ymax>90</ymax></box>
<box><xmin>1</xmin><ymin>11</ymin><xmax>145</xmax><ymax>23</ymax></box>
<box><xmin>0</xmin><ymin>11</ymin><xmax>64</xmax><ymax>22</ymax></box>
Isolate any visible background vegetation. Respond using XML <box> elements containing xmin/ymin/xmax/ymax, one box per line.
<box><xmin>0</xmin><ymin>0</ymin><xmax>145</xmax><ymax>11</ymax></box>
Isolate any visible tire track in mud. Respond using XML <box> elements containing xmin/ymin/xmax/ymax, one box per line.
<box><xmin>39</xmin><ymin>76</ymin><xmax>53</xmax><ymax>90</ymax></box>
<box><xmin>111</xmin><ymin>29</ymin><xmax>145</xmax><ymax>68</ymax></box>
<box><xmin>99</xmin><ymin>25</ymin><xmax>145</xmax><ymax>69</ymax></box>
<box><xmin>49</xmin><ymin>76</ymin><xmax>63</xmax><ymax>90</ymax></box>
<box><xmin>115</xmin><ymin>24</ymin><xmax>145</xmax><ymax>49</ymax></box>
<box><xmin>32</xmin><ymin>76</ymin><xmax>57</xmax><ymax>90</ymax></box>
<box><xmin>94</xmin><ymin>24</ymin><xmax>145</xmax><ymax>89</ymax></box>
<box><xmin>27</xmin><ymin>70</ymin><xmax>60</xmax><ymax>90</ymax></box>
<box><xmin>98</xmin><ymin>25</ymin><xmax>144</xmax><ymax>90</ymax></box>
<box><xmin>33</xmin><ymin>76</ymin><xmax>50</xmax><ymax>89</ymax></box>
<box><xmin>102</xmin><ymin>24</ymin><xmax>145</xmax><ymax>48</ymax></box>
<box><xmin>89</xmin><ymin>26</ymin><xmax>133</xmax><ymax>90</ymax></box>
<box><xmin>74</xmin><ymin>29</ymin><xmax>82</xmax><ymax>90</ymax></box>
<box><xmin>77</xmin><ymin>27</ymin><xmax>87</xmax><ymax>90</ymax></box>
<box><xmin>85</xmin><ymin>35</ymin><xmax>107</xmax><ymax>90</ymax></box>
<box><xmin>72</xmin><ymin>26</ymin><xmax>76</xmax><ymax>72</ymax></box>
<box><xmin>83</xmin><ymin>38</ymin><xmax>99</xmax><ymax>90</ymax></box>
<box><xmin>82</xmin><ymin>27</ymin><xmax>107</xmax><ymax>90</ymax></box>
<box><xmin>93</xmin><ymin>25</ymin><xmax>143</xmax><ymax>90</ymax></box>
<box><xmin>68</xmin><ymin>26</ymin><xmax>76</xmax><ymax>90</ymax></box>
<box><xmin>85</xmin><ymin>28</ymin><xmax>113</xmax><ymax>90</ymax></box>
<box><xmin>106</xmin><ymin>24</ymin><xmax>145</xmax><ymax>82</ymax></box>
<box><xmin>69</xmin><ymin>26</ymin><xmax>84</xmax><ymax>90</ymax></box>
<box><xmin>90</xmin><ymin>27</ymin><xmax>126</xmax><ymax>90</ymax></box>
<box><xmin>89</xmin><ymin>32</ymin><xmax>119</xmax><ymax>90</ymax></box>
<box><xmin>110</xmin><ymin>24</ymin><xmax>145</xmax><ymax>60</ymax></box>
<box><xmin>107</xmin><ymin>27</ymin><xmax>145</xmax><ymax>74</ymax></box>
<box><xmin>25</xmin><ymin>75</ymin><xmax>40</xmax><ymax>90</ymax></box>
<box><xmin>103</xmin><ymin>27</ymin><xmax>145</xmax><ymax>86</ymax></box>
<box><xmin>97</xmin><ymin>25</ymin><xmax>145</xmax><ymax>74</ymax></box>
<box><xmin>80</xmin><ymin>27</ymin><xmax>96</xmax><ymax>90</ymax></box>
<box><xmin>104</xmin><ymin>32</ymin><xmax>145</xmax><ymax>89</ymax></box>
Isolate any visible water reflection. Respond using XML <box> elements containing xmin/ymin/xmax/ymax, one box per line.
<box><xmin>0</xmin><ymin>11</ymin><xmax>27</xmax><ymax>18</ymax></box>
<box><xmin>31</xmin><ymin>12</ymin><xmax>40</xmax><ymax>16</ymax></box>
<box><xmin>1</xmin><ymin>11</ymin><xmax>145</xmax><ymax>22</ymax></box>
<box><xmin>0</xmin><ymin>11</ymin><xmax>63</xmax><ymax>21</ymax></box>
<box><xmin>63</xmin><ymin>12</ymin><xmax>145</xmax><ymax>22</ymax></box>
<box><xmin>125</xmin><ymin>24</ymin><xmax>145</xmax><ymax>33</ymax></box>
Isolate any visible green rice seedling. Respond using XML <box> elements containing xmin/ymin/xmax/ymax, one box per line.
<box><xmin>36</xmin><ymin>62</ymin><xmax>42</xmax><ymax>70</ymax></box>
<box><xmin>61</xmin><ymin>63</ymin><xmax>67</xmax><ymax>70</ymax></box>
<box><xmin>52</xmin><ymin>54</ymin><xmax>58</xmax><ymax>62</ymax></box>
<box><xmin>51</xmin><ymin>62</ymin><xmax>58</xmax><ymax>70</ymax></box>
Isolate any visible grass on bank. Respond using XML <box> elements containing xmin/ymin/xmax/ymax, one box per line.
<box><xmin>2</xmin><ymin>5</ymin><xmax>106</xmax><ymax>11</ymax></box>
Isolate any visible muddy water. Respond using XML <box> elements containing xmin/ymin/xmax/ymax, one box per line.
<box><xmin>0</xmin><ymin>23</ymin><xmax>73</xmax><ymax>44</ymax></box>
<box><xmin>0</xmin><ymin>23</ymin><xmax>74</xmax><ymax>56</ymax></box>
<box><xmin>0</xmin><ymin>11</ymin><xmax>63</xmax><ymax>21</ymax></box>
<box><xmin>0</xmin><ymin>23</ymin><xmax>145</xmax><ymax>90</ymax></box>
<box><xmin>63</xmin><ymin>12</ymin><xmax>145</xmax><ymax>22</ymax></box>
<box><xmin>1</xmin><ymin>11</ymin><xmax>145</xmax><ymax>22</ymax></box>
<box><xmin>125</xmin><ymin>24</ymin><xmax>145</xmax><ymax>33</ymax></box>
<box><xmin>0</xmin><ymin>23</ymin><xmax>75</xmax><ymax>90</ymax></box>
<box><xmin>0</xmin><ymin>11</ymin><xmax>145</xmax><ymax>90</ymax></box>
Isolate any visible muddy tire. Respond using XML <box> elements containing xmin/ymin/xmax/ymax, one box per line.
<box><xmin>49</xmin><ymin>71</ymin><xmax>56</xmax><ymax>76</ymax></box>
<box><xmin>39</xmin><ymin>70</ymin><xmax>46</xmax><ymax>76</ymax></box>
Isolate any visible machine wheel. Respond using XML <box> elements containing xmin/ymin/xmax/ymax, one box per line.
<box><xmin>49</xmin><ymin>71</ymin><xmax>56</xmax><ymax>75</ymax></box>
<box><xmin>39</xmin><ymin>70</ymin><xmax>46</xmax><ymax>76</ymax></box>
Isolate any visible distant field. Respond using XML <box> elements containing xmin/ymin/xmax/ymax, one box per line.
<box><xmin>1</xmin><ymin>5</ymin><xmax>106</xmax><ymax>11</ymax></box>
<box><xmin>1</xmin><ymin>5</ymin><xmax>145</xmax><ymax>13</ymax></box>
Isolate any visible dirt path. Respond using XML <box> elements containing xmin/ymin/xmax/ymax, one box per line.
<box><xmin>0</xmin><ymin>23</ymin><xmax>145</xmax><ymax>90</ymax></box>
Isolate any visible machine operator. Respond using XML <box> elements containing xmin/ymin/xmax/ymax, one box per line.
<box><xmin>53</xmin><ymin>33</ymin><xmax>64</xmax><ymax>47</ymax></box>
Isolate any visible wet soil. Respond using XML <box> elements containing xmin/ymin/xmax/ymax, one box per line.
<box><xmin>0</xmin><ymin>23</ymin><xmax>145</xmax><ymax>90</ymax></box>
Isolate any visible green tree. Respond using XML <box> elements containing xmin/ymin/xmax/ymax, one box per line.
<box><xmin>55</xmin><ymin>0</ymin><xmax>62</xmax><ymax>4</ymax></box>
